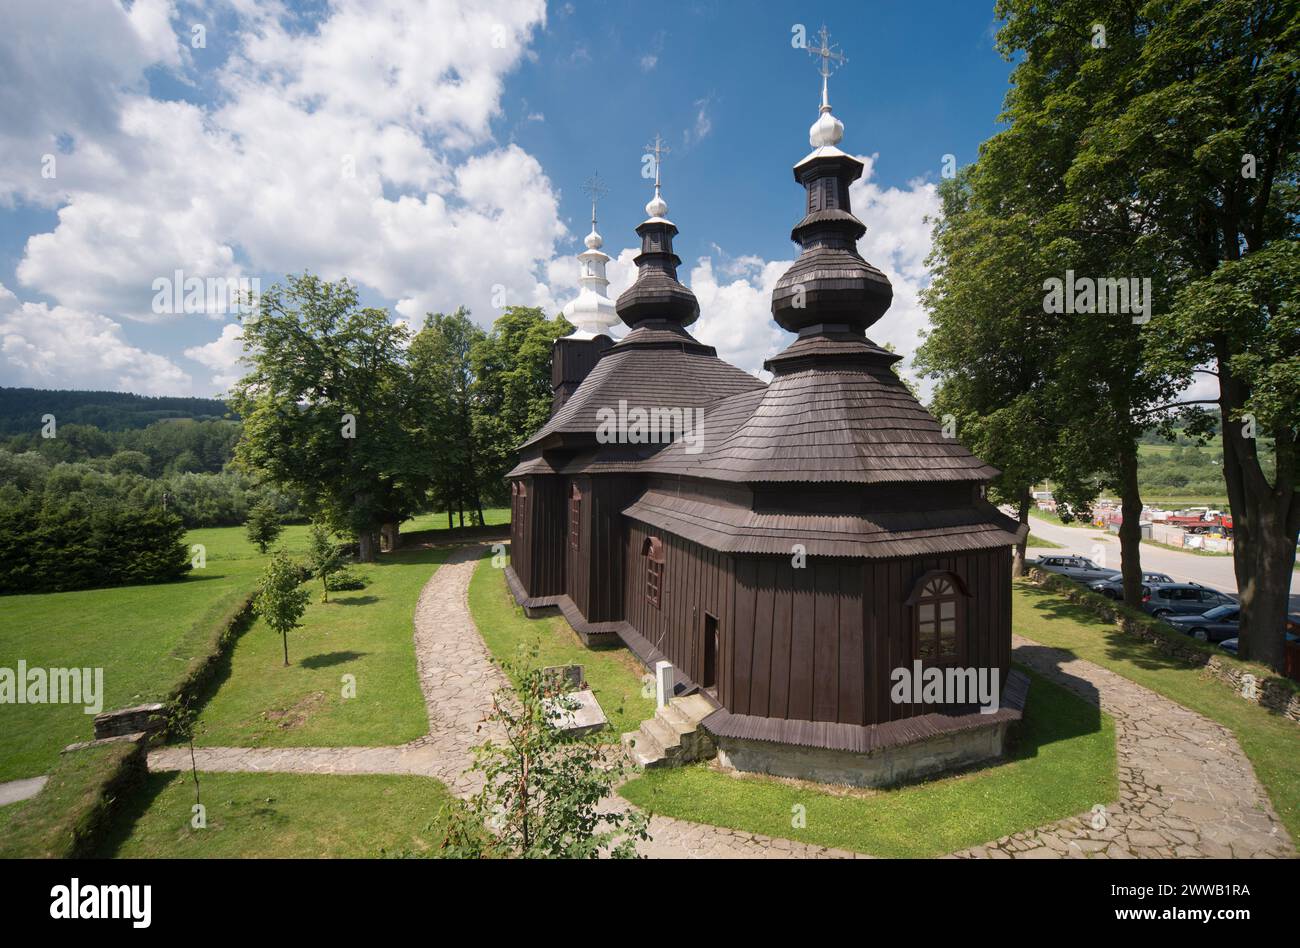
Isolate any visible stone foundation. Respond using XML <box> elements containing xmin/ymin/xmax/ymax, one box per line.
<box><xmin>714</xmin><ymin>719</ymin><xmax>1009</xmax><ymax>789</ymax></box>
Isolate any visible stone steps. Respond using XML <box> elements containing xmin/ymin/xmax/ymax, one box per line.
<box><xmin>621</xmin><ymin>693</ymin><xmax>717</xmax><ymax>770</ymax></box>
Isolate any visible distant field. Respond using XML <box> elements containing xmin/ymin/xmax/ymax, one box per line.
<box><xmin>404</xmin><ymin>507</ymin><xmax>510</xmax><ymax>532</ymax></box>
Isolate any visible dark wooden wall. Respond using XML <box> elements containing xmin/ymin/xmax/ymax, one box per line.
<box><xmin>729</xmin><ymin>556</ymin><xmax>866</xmax><ymax>724</ymax></box>
<box><xmin>623</xmin><ymin>519</ymin><xmax>733</xmax><ymax>686</ymax></box>
<box><xmin>618</xmin><ymin>522</ymin><xmax>1012</xmax><ymax>728</ymax></box>
<box><xmin>582</xmin><ymin>476</ymin><xmax>641</xmax><ymax>621</ymax></box>
<box><xmin>514</xmin><ymin>475</ymin><xmax>565</xmax><ymax>597</ymax></box>
<box><xmin>864</xmin><ymin>546</ymin><xmax>1012</xmax><ymax>725</ymax></box>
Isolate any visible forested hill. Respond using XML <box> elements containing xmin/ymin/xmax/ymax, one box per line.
<box><xmin>0</xmin><ymin>387</ymin><xmax>233</xmax><ymax>435</ymax></box>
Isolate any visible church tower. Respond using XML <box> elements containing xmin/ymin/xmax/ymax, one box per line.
<box><xmin>553</xmin><ymin>173</ymin><xmax>617</xmax><ymax>411</ymax></box>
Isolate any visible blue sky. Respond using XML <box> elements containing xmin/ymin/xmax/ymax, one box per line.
<box><xmin>0</xmin><ymin>0</ymin><xmax>1014</xmax><ymax>398</ymax></box>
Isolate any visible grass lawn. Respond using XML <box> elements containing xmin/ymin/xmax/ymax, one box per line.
<box><xmin>1013</xmin><ymin>581</ymin><xmax>1300</xmax><ymax>841</ymax></box>
<box><xmin>95</xmin><ymin>771</ymin><xmax>454</xmax><ymax>858</ymax></box>
<box><xmin>193</xmin><ymin>545</ymin><xmax>444</xmax><ymax>748</ymax></box>
<box><xmin>404</xmin><ymin>507</ymin><xmax>510</xmax><ymax>532</ymax></box>
<box><xmin>0</xmin><ymin>525</ymin><xmax>317</xmax><ymax>782</ymax></box>
<box><xmin>1025</xmin><ymin>532</ymin><xmax>1063</xmax><ymax>548</ymax></box>
<box><xmin>467</xmin><ymin>551</ymin><xmax>655</xmax><ymax>738</ymax></box>
<box><xmin>620</xmin><ymin>666</ymin><xmax>1115</xmax><ymax>857</ymax></box>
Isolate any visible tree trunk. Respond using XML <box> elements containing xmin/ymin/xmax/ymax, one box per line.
<box><xmin>1236</xmin><ymin>498</ymin><xmax>1297</xmax><ymax>671</ymax></box>
<box><xmin>1117</xmin><ymin>443</ymin><xmax>1145</xmax><ymax>608</ymax></box>
<box><xmin>380</xmin><ymin>521</ymin><xmax>399</xmax><ymax>552</ymax></box>
<box><xmin>357</xmin><ymin>529</ymin><xmax>378</xmax><ymax>563</ymax></box>
<box><xmin>1011</xmin><ymin>489</ymin><xmax>1032</xmax><ymax>578</ymax></box>
<box><xmin>1218</xmin><ymin>354</ymin><xmax>1298</xmax><ymax>672</ymax></box>
<box><xmin>282</xmin><ymin>631</ymin><xmax>289</xmax><ymax>666</ymax></box>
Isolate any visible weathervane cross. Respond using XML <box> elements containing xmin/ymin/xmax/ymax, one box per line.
<box><xmin>645</xmin><ymin>133</ymin><xmax>670</xmax><ymax>191</ymax></box>
<box><xmin>808</xmin><ymin>24</ymin><xmax>847</xmax><ymax>111</ymax></box>
<box><xmin>582</xmin><ymin>171</ymin><xmax>608</xmax><ymax>229</ymax></box>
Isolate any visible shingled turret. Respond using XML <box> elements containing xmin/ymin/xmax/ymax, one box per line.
<box><xmin>615</xmin><ymin>134</ymin><xmax>699</xmax><ymax>328</ymax></box>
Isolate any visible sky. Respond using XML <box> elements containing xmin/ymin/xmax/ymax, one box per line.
<box><xmin>0</xmin><ymin>0</ymin><xmax>1015</xmax><ymax>399</ymax></box>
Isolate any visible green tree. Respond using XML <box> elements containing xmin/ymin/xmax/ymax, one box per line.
<box><xmin>917</xmin><ymin>168</ymin><xmax>1060</xmax><ymax>576</ymax></box>
<box><xmin>992</xmin><ymin>0</ymin><xmax>1299</xmax><ymax>664</ymax></box>
<box><xmin>245</xmin><ymin>500</ymin><xmax>284</xmax><ymax>554</ymax></box>
<box><xmin>444</xmin><ymin>651</ymin><xmax>649</xmax><ymax>859</ymax></box>
<box><xmin>231</xmin><ymin>274</ymin><xmax>429</xmax><ymax>561</ymax></box>
<box><xmin>306</xmin><ymin>521</ymin><xmax>344</xmax><ymax>603</ymax></box>
<box><xmin>409</xmin><ymin>309</ymin><xmax>486</xmax><ymax>528</ymax></box>
<box><xmin>471</xmin><ymin>307</ymin><xmax>570</xmax><ymax>507</ymax></box>
<box><xmin>255</xmin><ymin>551</ymin><xmax>310</xmax><ymax>666</ymax></box>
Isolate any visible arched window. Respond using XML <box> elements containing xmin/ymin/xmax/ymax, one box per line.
<box><xmin>642</xmin><ymin>536</ymin><xmax>664</xmax><ymax>609</ymax></box>
<box><xmin>905</xmin><ymin>571</ymin><xmax>968</xmax><ymax>665</ymax></box>
<box><xmin>569</xmin><ymin>483</ymin><xmax>582</xmax><ymax>551</ymax></box>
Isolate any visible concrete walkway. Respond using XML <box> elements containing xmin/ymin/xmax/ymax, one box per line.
<box><xmin>0</xmin><ymin>775</ymin><xmax>48</xmax><ymax>807</ymax></box>
<box><xmin>149</xmin><ymin>543</ymin><xmax>1292</xmax><ymax>859</ymax></box>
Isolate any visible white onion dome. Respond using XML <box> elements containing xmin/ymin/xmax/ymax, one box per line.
<box><xmin>645</xmin><ymin>188</ymin><xmax>668</xmax><ymax>220</ymax></box>
<box><xmin>809</xmin><ymin>107</ymin><xmax>844</xmax><ymax>148</ymax></box>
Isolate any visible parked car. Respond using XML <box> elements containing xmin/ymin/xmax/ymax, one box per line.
<box><xmin>1087</xmin><ymin>571</ymin><xmax>1175</xmax><ymax>599</ymax></box>
<box><xmin>1142</xmin><ymin>582</ymin><xmax>1236</xmax><ymax>619</ymax></box>
<box><xmin>1031</xmin><ymin>554</ymin><xmax>1116</xmax><ymax>584</ymax></box>
<box><xmin>1166</xmin><ymin>604</ymin><xmax>1240</xmax><ymax>643</ymax></box>
<box><xmin>1221</xmin><ymin>628</ymin><xmax>1300</xmax><ymax>654</ymax></box>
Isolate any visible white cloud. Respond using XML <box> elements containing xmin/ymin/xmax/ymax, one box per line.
<box><xmin>687</xmin><ymin>256</ymin><xmax>788</xmax><ymax>377</ymax></box>
<box><xmin>0</xmin><ymin>283</ymin><xmax>191</xmax><ymax>395</ymax></box>
<box><xmin>683</xmin><ymin>95</ymin><xmax>715</xmax><ymax>147</ymax></box>
<box><xmin>184</xmin><ymin>322</ymin><xmax>247</xmax><ymax>393</ymax></box>
<box><xmin>640</xmin><ymin>55</ymin><xmax>658</xmax><ymax>72</ymax></box>
<box><xmin>8</xmin><ymin>0</ymin><xmax>562</xmax><ymax>339</ymax></box>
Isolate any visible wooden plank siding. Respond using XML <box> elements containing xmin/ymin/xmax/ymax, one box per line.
<box><xmin>615</xmin><ymin>520</ymin><xmax>1011</xmax><ymax>728</ymax></box>
<box><xmin>515</xmin><ymin>474</ymin><xmax>566</xmax><ymax>597</ymax></box>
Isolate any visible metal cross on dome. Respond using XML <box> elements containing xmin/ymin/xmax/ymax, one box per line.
<box><xmin>808</xmin><ymin>24</ymin><xmax>847</xmax><ymax>110</ymax></box>
<box><xmin>581</xmin><ymin>171</ymin><xmax>608</xmax><ymax>228</ymax></box>
<box><xmin>644</xmin><ymin>133</ymin><xmax>670</xmax><ymax>190</ymax></box>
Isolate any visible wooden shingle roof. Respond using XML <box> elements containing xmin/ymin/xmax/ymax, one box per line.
<box><xmin>623</xmin><ymin>488</ymin><xmax>1021</xmax><ymax>557</ymax></box>
<box><xmin>519</xmin><ymin>321</ymin><xmax>764</xmax><ymax>450</ymax></box>
<box><xmin>639</xmin><ymin>336</ymin><xmax>1000</xmax><ymax>485</ymax></box>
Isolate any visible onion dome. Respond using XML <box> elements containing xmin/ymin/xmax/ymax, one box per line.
<box><xmin>562</xmin><ymin>173</ymin><xmax>620</xmax><ymax>338</ymax></box>
<box><xmin>771</xmin><ymin>28</ymin><xmax>892</xmax><ymax>336</ymax></box>
<box><xmin>615</xmin><ymin>135</ymin><xmax>699</xmax><ymax>328</ymax></box>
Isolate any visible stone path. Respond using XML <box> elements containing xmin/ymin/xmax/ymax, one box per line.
<box><xmin>948</xmin><ymin>635</ymin><xmax>1293</xmax><ymax>859</ymax></box>
<box><xmin>0</xmin><ymin>775</ymin><xmax>48</xmax><ymax>807</ymax></box>
<box><xmin>148</xmin><ymin>545</ymin><xmax>1293</xmax><ymax>859</ymax></box>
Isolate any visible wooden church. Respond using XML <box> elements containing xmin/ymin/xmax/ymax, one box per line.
<box><xmin>506</xmin><ymin>34</ymin><xmax>1027</xmax><ymax>787</ymax></box>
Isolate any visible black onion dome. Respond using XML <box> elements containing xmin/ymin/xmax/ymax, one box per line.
<box><xmin>615</xmin><ymin>216</ymin><xmax>699</xmax><ymax>328</ymax></box>
<box><xmin>771</xmin><ymin>150</ymin><xmax>892</xmax><ymax>334</ymax></box>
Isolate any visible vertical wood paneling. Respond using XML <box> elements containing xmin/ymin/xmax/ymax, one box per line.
<box><xmin>732</xmin><ymin>558</ymin><xmax>757</xmax><ymax>715</ymax></box>
<box><xmin>837</xmin><ymin>561</ymin><xmax>865</xmax><ymax>725</ymax></box>
<box><xmin>812</xmin><ymin>563</ymin><xmax>839</xmax><ymax>722</ymax></box>
<box><xmin>749</xmin><ymin>560</ymin><xmax>775</xmax><ymax>715</ymax></box>
<box><xmin>788</xmin><ymin>561</ymin><xmax>815</xmax><ymax>721</ymax></box>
